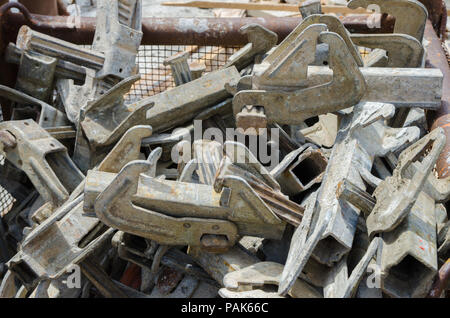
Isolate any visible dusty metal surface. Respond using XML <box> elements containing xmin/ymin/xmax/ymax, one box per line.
<box><xmin>425</xmin><ymin>19</ymin><xmax>450</xmax><ymax>180</ymax></box>
<box><xmin>0</xmin><ymin>13</ymin><xmax>395</xmax><ymax>46</ymax></box>
<box><xmin>0</xmin><ymin>0</ymin><xmax>448</xmax><ymax>300</ymax></box>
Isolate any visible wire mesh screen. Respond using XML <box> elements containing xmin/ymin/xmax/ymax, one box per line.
<box><xmin>0</xmin><ymin>156</ymin><xmax>15</xmax><ymax>217</ymax></box>
<box><xmin>126</xmin><ymin>45</ymin><xmax>242</xmax><ymax>103</ymax></box>
<box><xmin>0</xmin><ymin>44</ymin><xmax>241</xmax><ymax>215</ymax></box>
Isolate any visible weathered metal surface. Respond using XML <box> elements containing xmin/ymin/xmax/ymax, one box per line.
<box><xmin>348</xmin><ymin>0</ymin><xmax>428</xmax><ymax>41</ymax></box>
<box><xmin>6</xmin><ymin>196</ymin><xmax>111</xmax><ymax>288</ymax></box>
<box><xmin>323</xmin><ymin>237</ymin><xmax>380</xmax><ymax>298</ymax></box>
<box><xmin>0</xmin><ymin>85</ymin><xmax>69</xmax><ymax>128</ymax></box>
<box><xmin>270</xmin><ymin>144</ymin><xmax>328</xmax><ymax>196</ymax></box>
<box><xmin>132</xmin><ymin>67</ymin><xmax>240</xmax><ymax>134</ymax></box>
<box><xmin>233</xmin><ymin>24</ymin><xmax>366</xmax><ymax>126</ymax></box>
<box><xmin>112</xmin><ymin>232</ymin><xmax>214</xmax><ymax>284</ymax></box>
<box><xmin>0</xmin><ymin>119</ymin><xmax>83</xmax><ymax>208</ymax></box>
<box><xmin>14</xmin><ymin>50</ymin><xmax>56</xmax><ymax>103</ymax></box>
<box><xmin>220</xmin><ymin>262</ymin><xmax>322</xmax><ymax>298</ymax></box>
<box><xmin>425</xmin><ymin>20</ymin><xmax>450</xmax><ymax>180</ymax></box>
<box><xmin>273</xmin><ymin>14</ymin><xmax>363</xmax><ymax>67</ymax></box>
<box><xmin>428</xmin><ymin>258</ymin><xmax>450</xmax><ymax>298</ymax></box>
<box><xmin>366</xmin><ymin>128</ymin><xmax>446</xmax><ymax>237</ymax></box>
<box><xmin>351</xmin><ymin>34</ymin><xmax>424</xmax><ymax>68</ymax></box>
<box><xmin>0</xmin><ymin>0</ymin><xmax>448</xmax><ymax>299</ymax></box>
<box><xmin>279</xmin><ymin>102</ymin><xmax>420</xmax><ymax>295</ymax></box>
<box><xmin>0</xmin><ymin>13</ymin><xmax>395</xmax><ymax>47</ymax></box>
<box><xmin>6</xmin><ymin>43</ymin><xmax>86</xmax><ymax>84</ymax></box>
<box><xmin>380</xmin><ymin>190</ymin><xmax>439</xmax><ymax>298</ymax></box>
<box><xmin>224</xmin><ymin>24</ymin><xmax>278</xmax><ymax>71</ymax></box>
<box><xmin>299</xmin><ymin>0</ymin><xmax>322</xmax><ymax>18</ymax></box>
<box><xmin>304</xmin><ymin>67</ymin><xmax>443</xmax><ymax>109</ymax></box>
<box><xmin>17</xmin><ymin>25</ymin><xmax>105</xmax><ymax>71</ymax></box>
<box><xmin>84</xmin><ymin>142</ymin><xmax>303</xmax><ymax>250</ymax></box>
<box><xmin>79</xmin><ymin>75</ymin><xmax>153</xmax><ymax>148</ymax></box>
<box><xmin>163</xmin><ymin>52</ymin><xmax>192</xmax><ymax>86</ymax></box>
<box><xmin>336</xmin><ymin>179</ymin><xmax>376</xmax><ymax>217</ymax></box>
<box><xmin>189</xmin><ymin>244</ymin><xmax>261</xmax><ymax>285</ymax></box>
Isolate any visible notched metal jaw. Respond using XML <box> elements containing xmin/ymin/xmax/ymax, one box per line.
<box><xmin>93</xmin><ymin>0</ymin><xmax>143</xmax><ymax>79</ymax></box>
<box><xmin>84</xmin><ymin>142</ymin><xmax>304</xmax><ymax>253</ymax></box>
<box><xmin>278</xmin><ymin>102</ymin><xmax>420</xmax><ymax>296</ymax></box>
<box><xmin>232</xmin><ymin>23</ymin><xmax>367</xmax><ymax>127</ymax></box>
<box><xmin>220</xmin><ymin>262</ymin><xmax>322</xmax><ymax>298</ymax></box>
<box><xmin>351</xmin><ymin>34</ymin><xmax>424</xmax><ymax>68</ymax></box>
<box><xmin>79</xmin><ymin>75</ymin><xmax>153</xmax><ymax>148</ymax></box>
<box><xmin>367</xmin><ymin>127</ymin><xmax>446</xmax><ymax>237</ymax></box>
<box><xmin>91</xmin><ymin>160</ymin><xmax>240</xmax><ymax>253</ymax></box>
<box><xmin>55</xmin><ymin>0</ymin><xmax>143</xmax><ymax>126</ymax></box>
<box><xmin>348</xmin><ymin>0</ymin><xmax>428</xmax><ymax>42</ymax></box>
<box><xmin>224</xmin><ymin>23</ymin><xmax>278</xmax><ymax>71</ymax></box>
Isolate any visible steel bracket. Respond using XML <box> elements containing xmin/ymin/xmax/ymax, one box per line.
<box><xmin>233</xmin><ymin>24</ymin><xmax>367</xmax><ymax>125</ymax></box>
<box><xmin>0</xmin><ymin>119</ymin><xmax>83</xmax><ymax>208</ymax></box>
<box><xmin>367</xmin><ymin>127</ymin><xmax>446</xmax><ymax>237</ymax></box>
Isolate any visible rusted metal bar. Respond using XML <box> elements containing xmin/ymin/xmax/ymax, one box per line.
<box><xmin>425</xmin><ymin>20</ymin><xmax>450</xmax><ymax>180</ymax></box>
<box><xmin>0</xmin><ymin>11</ymin><xmax>395</xmax><ymax>47</ymax></box>
<box><xmin>0</xmin><ymin>3</ymin><xmax>393</xmax><ymax>120</ymax></box>
<box><xmin>418</xmin><ymin>0</ymin><xmax>447</xmax><ymax>38</ymax></box>
<box><xmin>428</xmin><ymin>258</ymin><xmax>450</xmax><ymax>298</ymax></box>
<box><xmin>18</xmin><ymin>0</ymin><xmax>59</xmax><ymax>16</ymax></box>
<box><xmin>79</xmin><ymin>256</ymin><xmax>128</xmax><ymax>298</ymax></box>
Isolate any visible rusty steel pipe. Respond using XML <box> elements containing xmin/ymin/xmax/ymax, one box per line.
<box><xmin>1</xmin><ymin>11</ymin><xmax>395</xmax><ymax>46</ymax></box>
<box><xmin>419</xmin><ymin>0</ymin><xmax>447</xmax><ymax>38</ymax></box>
<box><xmin>428</xmin><ymin>258</ymin><xmax>450</xmax><ymax>298</ymax></box>
<box><xmin>18</xmin><ymin>0</ymin><xmax>58</xmax><ymax>16</ymax></box>
<box><xmin>425</xmin><ymin>19</ymin><xmax>450</xmax><ymax>180</ymax></box>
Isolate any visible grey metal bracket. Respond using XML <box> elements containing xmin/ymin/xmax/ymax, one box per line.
<box><xmin>224</xmin><ymin>23</ymin><xmax>278</xmax><ymax>71</ymax></box>
<box><xmin>79</xmin><ymin>75</ymin><xmax>153</xmax><ymax>148</ymax></box>
<box><xmin>0</xmin><ymin>119</ymin><xmax>84</xmax><ymax>208</ymax></box>
<box><xmin>351</xmin><ymin>33</ymin><xmax>424</xmax><ymax>67</ymax></box>
<box><xmin>367</xmin><ymin>127</ymin><xmax>446</xmax><ymax>237</ymax></box>
<box><xmin>220</xmin><ymin>262</ymin><xmax>322</xmax><ymax>298</ymax></box>
<box><xmin>92</xmin><ymin>160</ymin><xmax>241</xmax><ymax>252</ymax></box>
<box><xmin>272</xmin><ymin>14</ymin><xmax>363</xmax><ymax>67</ymax></box>
<box><xmin>233</xmin><ymin>24</ymin><xmax>367</xmax><ymax>125</ymax></box>
<box><xmin>348</xmin><ymin>0</ymin><xmax>428</xmax><ymax>42</ymax></box>
<box><xmin>0</xmin><ymin>85</ymin><xmax>69</xmax><ymax>128</ymax></box>
<box><xmin>278</xmin><ymin>102</ymin><xmax>420</xmax><ymax>294</ymax></box>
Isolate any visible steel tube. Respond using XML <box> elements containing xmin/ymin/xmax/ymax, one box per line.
<box><xmin>1</xmin><ymin>12</ymin><xmax>395</xmax><ymax>46</ymax></box>
<box><xmin>428</xmin><ymin>258</ymin><xmax>450</xmax><ymax>298</ymax></box>
<box><xmin>424</xmin><ymin>20</ymin><xmax>450</xmax><ymax>179</ymax></box>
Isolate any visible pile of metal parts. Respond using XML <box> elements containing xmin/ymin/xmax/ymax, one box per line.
<box><xmin>0</xmin><ymin>0</ymin><xmax>449</xmax><ymax>298</ymax></box>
